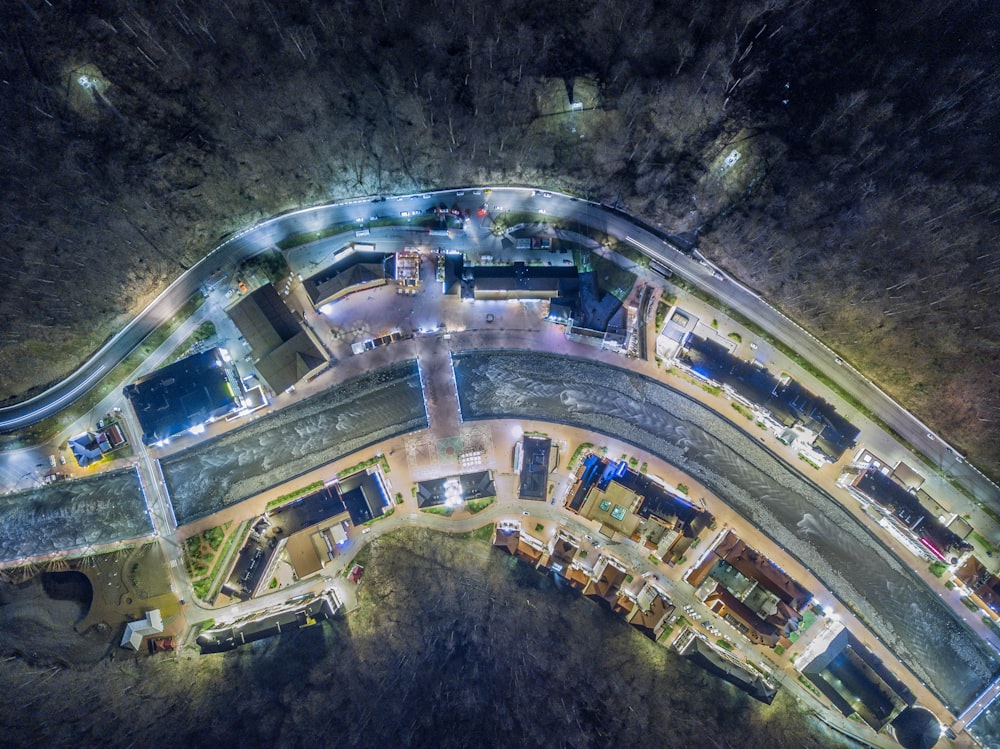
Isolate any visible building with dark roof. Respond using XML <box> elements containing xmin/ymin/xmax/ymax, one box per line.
<box><xmin>229</xmin><ymin>284</ymin><xmax>326</xmax><ymax>394</ymax></box>
<box><xmin>459</xmin><ymin>260</ymin><xmax>579</xmax><ymax>301</ymax></box>
<box><xmin>798</xmin><ymin>627</ymin><xmax>912</xmax><ymax>730</ymax></box>
<box><xmin>303</xmin><ymin>249</ymin><xmax>392</xmax><ymax>308</ymax></box>
<box><xmin>680</xmin><ymin>335</ymin><xmax>859</xmax><ymax>461</ymax></box>
<box><xmin>335</xmin><ymin>469</ymin><xmax>392</xmax><ymax>526</ymax></box>
<box><xmin>197</xmin><ymin>592</ymin><xmax>341</xmax><ymax>654</ymax></box>
<box><xmin>851</xmin><ymin>467</ymin><xmax>972</xmax><ymax>558</ymax></box>
<box><xmin>517</xmin><ymin>436</ymin><xmax>552</xmax><ymax>500</ymax></box>
<box><xmin>686</xmin><ymin>530</ymin><xmax>812</xmax><ymax>649</ymax></box>
<box><xmin>566</xmin><ymin>454</ymin><xmax>713</xmax><ymax>557</ymax></box>
<box><xmin>674</xmin><ymin>629</ymin><xmax>777</xmax><ymax>704</ymax></box>
<box><xmin>416</xmin><ymin>471</ymin><xmax>496</xmax><ymax>509</ymax></box>
<box><xmin>123</xmin><ymin>347</ymin><xmax>242</xmax><ymax>446</ymax></box>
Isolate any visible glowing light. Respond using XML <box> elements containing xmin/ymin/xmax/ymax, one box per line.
<box><xmin>443</xmin><ymin>478</ymin><xmax>464</xmax><ymax>508</ymax></box>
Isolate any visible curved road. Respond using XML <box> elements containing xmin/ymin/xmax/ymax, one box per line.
<box><xmin>1</xmin><ymin>187</ymin><xmax>996</xmax><ymax>508</ymax></box>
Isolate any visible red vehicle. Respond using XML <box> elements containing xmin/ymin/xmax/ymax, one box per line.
<box><xmin>148</xmin><ymin>637</ymin><xmax>175</xmax><ymax>653</ymax></box>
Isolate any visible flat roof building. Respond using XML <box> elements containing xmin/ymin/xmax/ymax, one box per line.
<box><xmin>123</xmin><ymin>347</ymin><xmax>242</xmax><ymax>446</ymax></box>
<box><xmin>517</xmin><ymin>436</ymin><xmax>553</xmax><ymax>500</ymax></box>
<box><xmin>336</xmin><ymin>469</ymin><xmax>392</xmax><ymax>526</ymax></box>
<box><xmin>460</xmin><ymin>261</ymin><xmax>579</xmax><ymax>301</ymax></box>
<box><xmin>229</xmin><ymin>284</ymin><xmax>326</xmax><ymax>394</ymax></box>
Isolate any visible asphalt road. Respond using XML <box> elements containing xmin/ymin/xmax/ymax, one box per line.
<box><xmin>1</xmin><ymin>187</ymin><xmax>996</xmax><ymax>509</ymax></box>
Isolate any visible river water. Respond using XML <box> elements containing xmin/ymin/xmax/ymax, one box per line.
<box><xmin>453</xmin><ymin>350</ymin><xmax>998</xmax><ymax>711</ymax></box>
<box><xmin>161</xmin><ymin>360</ymin><xmax>427</xmax><ymax>524</ymax></box>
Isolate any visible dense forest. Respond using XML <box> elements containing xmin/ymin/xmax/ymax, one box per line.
<box><xmin>0</xmin><ymin>529</ymin><xmax>842</xmax><ymax>748</ymax></box>
<box><xmin>1</xmin><ymin>0</ymin><xmax>998</xmax><ymax>474</ymax></box>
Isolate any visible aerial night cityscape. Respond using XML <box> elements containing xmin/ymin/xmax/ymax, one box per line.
<box><xmin>1</xmin><ymin>2</ymin><xmax>999</xmax><ymax>748</ymax></box>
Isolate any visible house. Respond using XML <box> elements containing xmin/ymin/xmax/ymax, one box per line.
<box><xmin>69</xmin><ymin>432</ymin><xmax>105</xmax><ymax>468</ymax></box>
<box><xmin>625</xmin><ymin>583</ymin><xmax>675</xmax><ymax>641</ymax></box>
<box><xmin>121</xmin><ymin>609</ymin><xmax>163</xmax><ymax>650</ymax></box>
<box><xmin>583</xmin><ymin>556</ymin><xmax>628</xmax><ymax>609</ymax></box>
<box><xmin>303</xmin><ymin>249</ymin><xmax>392</xmax><ymax>308</ymax></box>
<box><xmin>229</xmin><ymin>284</ymin><xmax>326</xmax><ymax>394</ymax></box>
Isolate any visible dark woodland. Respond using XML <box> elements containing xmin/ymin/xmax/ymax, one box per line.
<box><xmin>1</xmin><ymin>0</ymin><xmax>998</xmax><ymax>478</ymax></box>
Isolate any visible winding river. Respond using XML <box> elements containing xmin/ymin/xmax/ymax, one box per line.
<box><xmin>453</xmin><ymin>350</ymin><xmax>998</xmax><ymax>711</ymax></box>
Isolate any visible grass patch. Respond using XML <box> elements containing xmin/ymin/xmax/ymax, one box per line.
<box><xmin>590</xmin><ymin>252</ymin><xmax>638</xmax><ymax>301</ymax></box>
<box><xmin>421</xmin><ymin>506</ymin><xmax>453</xmax><ymax>517</ymax></box>
<box><xmin>569</xmin><ymin>442</ymin><xmax>594</xmax><ymax>469</ymax></box>
<box><xmin>338</xmin><ymin>453</ymin><xmax>391</xmax><ymax>478</ymax></box>
<box><xmin>971</xmin><ymin>532</ymin><xmax>998</xmax><ymax>554</ymax></box>
<box><xmin>798</xmin><ymin>675</ymin><xmax>822</xmax><ymax>697</ymax></box>
<box><xmin>534</xmin><ymin>523</ymin><xmax>544</xmax><ymax>533</ymax></box>
<box><xmin>466</xmin><ymin>497</ymin><xmax>495</xmax><ymax>514</ymax></box>
<box><xmin>961</xmin><ymin>596</ymin><xmax>980</xmax><ymax>612</ymax></box>
<box><xmin>798</xmin><ymin>452</ymin><xmax>822</xmax><ymax>470</ymax></box>
<box><xmin>727</xmin><ymin>331</ymin><xmax>742</xmax><ymax>343</ymax></box>
<box><xmin>654</xmin><ymin>300</ymin><xmax>670</xmax><ymax>332</ymax></box>
<box><xmin>676</xmin><ymin>483</ymin><xmax>689</xmax><ymax>495</ymax></box>
<box><xmin>983</xmin><ymin>617</ymin><xmax>1000</xmax><ymax>638</ymax></box>
<box><xmin>364</xmin><ymin>508</ymin><xmax>394</xmax><ymax>525</ymax></box>
<box><xmin>928</xmin><ymin>561</ymin><xmax>948</xmax><ymax>578</ymax></box>
<box><xmin>472</xmin><ymin>523</ymin><xmax>495</xmax><ymax>542</ymax></box>
<box><xmin>774</xmin><ymin>644</ymin><xmax>786</xmax><ymax>656</ymax></box>
<box><xmin>266</xmin><ymin>481</ymin><xmax>324</xmax><ymax>511</ymax></box>
<box><xmin>715</xmin><ymin>638</ymin><xmax>734</xmax><ymax>651</ymax></box>
<box><xmin>187</xmin><ymin>519</ymin><xmax>249</xmax><ymax>604</ymax></box>
<box><xmin>165</xmin><ymin>321</ymin><xmax>217</xmax><ymax>365</ymax></box>
<box><xmin>731</xmin><ymin>402</ymin><xmax>753</xmax><ymax>420</ymax></box>
<box><xmin>276</xmin><ymin>224</ymin><xmax>356</xmax><ymax>251</ymax></box>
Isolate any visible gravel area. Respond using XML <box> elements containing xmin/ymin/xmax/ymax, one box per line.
<box><xmin>453</xmin><ymin>350</ymin><xmax>998</xmax><ymax>710</ymax></box>
<box><xmin>161</xmin><ymin>360</ymin><xmax>427</xmax><ymax>524</ymax></box>
<box><xmin>0</xmin><ymin>467</ymin><xmax>150</xmax><ymax>563</ymax></box>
